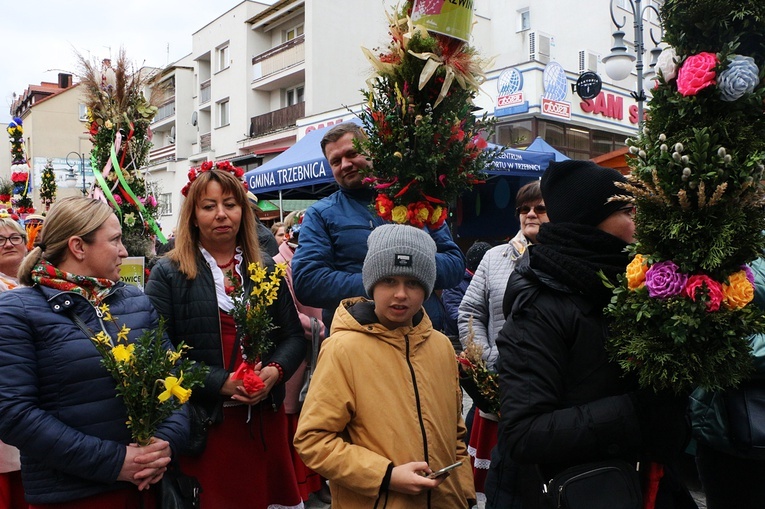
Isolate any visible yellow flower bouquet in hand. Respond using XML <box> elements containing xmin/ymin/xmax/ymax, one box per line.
<box><xmin>228</xmin><ymin>262</ymin><xmax>288</xmax><ymax>392</ymax></box>
<box><xmin>88</xmin><ymin>305</ymin><xmax>208</xmax><ymax>446</ymax></box>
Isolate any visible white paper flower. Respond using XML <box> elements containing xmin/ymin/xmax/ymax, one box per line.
<box><xmin>656</xmin><ymin>47</ymin><xmax>678</xmax><ymax>81</ymax></box>
<box><xmin>718</xmin><ymin>55</ymin><xmax>760</xmax><ymax>102</ymax></box>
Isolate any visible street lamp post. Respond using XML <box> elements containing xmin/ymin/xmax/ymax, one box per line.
<box><xmin>602</xmin><ymin>0</ymin><xmax>663</xmax><ymax>126</ymax></box>
<box><xmin>65</xmin><ymin>152</ymin><xmax>88</xmax><ymax>196</ymax></box>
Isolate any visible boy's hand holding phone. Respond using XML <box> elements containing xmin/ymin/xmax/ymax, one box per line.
<box><xmin>389</xmin><ymin>461</ymin><xmax>447</xmax><ymax>495</ymax></box>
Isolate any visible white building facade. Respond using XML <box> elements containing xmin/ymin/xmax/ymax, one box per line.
<box><xmin>142</xmin><ymin>0</ymin><xmax>663</xmax><ymax>233</ymax></box>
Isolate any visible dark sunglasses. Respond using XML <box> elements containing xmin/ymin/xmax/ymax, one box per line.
<box><xmin>515</xmin><ymin>204</ymin><xmax>547</xmax><ymax>216</ymax></box>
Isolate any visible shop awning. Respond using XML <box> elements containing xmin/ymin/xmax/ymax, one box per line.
<box><xmin>244</xmin><ymin>121</ymin><xmax>361</xmax><ymax>194</ymax></box>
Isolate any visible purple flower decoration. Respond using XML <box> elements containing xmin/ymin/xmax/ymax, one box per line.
<box><xmin>645</xmin><ymin>260</ymin><xmax>688</xmax><ymax>299</ymax></box>
<box><xmin>742</xmin><ymin>265</ymin><xmax>755</xmax><ymax>285</ymax></box>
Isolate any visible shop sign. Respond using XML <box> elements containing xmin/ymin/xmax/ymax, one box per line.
<box><xmin>495</xmin><ymin>67</ymin><xmax>528</xmax><ymax>117</ymax></box>
<box><xmin>541</xmin><ymin>62</ymin><xmax>571</xmax><ymax>120</ymax></box>
<box><xmin>580</xmin><ymin>92</ymin><xmax>639</xmax><ymax>124</ymax></box>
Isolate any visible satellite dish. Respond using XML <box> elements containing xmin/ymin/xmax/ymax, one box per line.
<box><xmin>191</xmin><ymin>111</ymin><xmax>198</xmax><ymax>126</ymax></box>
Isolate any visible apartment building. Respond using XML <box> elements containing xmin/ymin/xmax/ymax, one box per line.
<box><xmin>6</xmin><ymin>0</ymin><xmax>662</xmax><ymax>234</ymax></box>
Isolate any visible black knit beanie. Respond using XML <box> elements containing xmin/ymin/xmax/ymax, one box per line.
<box><xmin>541</xmin><ymin>160</ymin><xmax>630</xmax><ymax>226</ymax></box>
<box><xmin>466</xmin><ymin>241</ymin><xmax>492</xmax><ymax>272</ymax></box>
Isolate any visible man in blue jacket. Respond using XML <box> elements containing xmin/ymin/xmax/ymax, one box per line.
<box><xmin>292</xmin><ymin>122</ymin><xmax>465</xmax><ymax>332</ymax></box>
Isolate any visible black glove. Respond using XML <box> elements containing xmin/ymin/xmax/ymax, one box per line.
<box><xmin>629</xmin><ymin>389</ymin><xmax>691</xmax><ymax>463</ymax></box>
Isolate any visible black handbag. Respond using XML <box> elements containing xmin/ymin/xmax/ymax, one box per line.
<box><xmin>542</xmin><ymin>459</ymin><xmax>642</xmax><ymax>509</ymax></box>
<box><xmin>185</xmin><ymin>401</ymin><xmax>223</xmax><ymax>457</ymax></box>
<box><xmin>156</xmin><ymin>465</ymin><xmax>202</xmax><ymax>509</ymax></box>
<box><xmin>184</xmin><ymin>333</ymin><xmax>241</xmax><ymax>456</ymax></box>
<box><xmin>724</xmin><ymin>380</ymin><xmax>765</xmax><ymax>459</ymax></box>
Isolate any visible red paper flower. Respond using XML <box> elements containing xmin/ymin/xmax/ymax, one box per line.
<box><xmin>375</xmin><ymin>194</ymin><xmax>395</xmax><ymax>220</ymax></box>
<box><xmin>243</xmin><ymin>371</ymin><xmax>265</xmax><ymax>393</ymax></box>
<box><xmin>683</xmin><ymin>274</ymin><xmax>724</xmax><ymax>312</ymax></box>
<box><xmin>407</xmin><ymin>201</ymin><xmax>433</xmax><ymax>228</ymax></box>
<box><xmin>676</xmin><ymin>52</ymin><xmax>718</xmax><ymax>96</ymax></box>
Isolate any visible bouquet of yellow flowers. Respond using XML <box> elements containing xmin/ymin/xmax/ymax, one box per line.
<box><xmin>88</xmin><ymin>305</ymin><xmax>208</xmax><ymax>446</ymax></box>
<box><xmin>228</xmin><ymin>262</ymin><xmax>287</xmax><ymax>391</ymax></box>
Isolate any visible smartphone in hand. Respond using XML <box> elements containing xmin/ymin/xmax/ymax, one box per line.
<box><xmin>427</xmin><ymin>461</ymin><xmax>463</xmax><ymax>479</ymax></box>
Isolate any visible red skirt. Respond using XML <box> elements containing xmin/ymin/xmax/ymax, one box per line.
<box><xmin>467</xmin><ymin>412</ymin><xmax>498</xmax><ymax>495</ymax></box>
<box><xmin>28</xmin><ymin>487</ymin><xmax>153</xmax><ymax>509</ymax></box>
<box><xmin>0</xmin><ymin>471</ymin><xmax>26</xmax><ymax>509</ymax></box>
<box><xmin>180</xmin><ymin>404</ymin><xmax>303</xmax><ymax>509</ymax></box>
<box><xmin>286</xmin><ymin>414</ymin><xmax>323</xmax><ymax>501</ymax></box>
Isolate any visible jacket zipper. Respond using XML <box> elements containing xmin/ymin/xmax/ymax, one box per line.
<box><xmin>405</xmin><ymin>334</ymin><xmax>431</xmax><ymax>507</ymax></box>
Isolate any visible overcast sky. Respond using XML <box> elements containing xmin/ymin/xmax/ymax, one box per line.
<box><xmin>1</xmin><ymin>0</ymin><xmax>276</xmax><ymax>124</ymax></box>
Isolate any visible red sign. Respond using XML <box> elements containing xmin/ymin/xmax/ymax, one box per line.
<box><xmin>541</xmin><ymin>98</ymin><xmax>571</xmax><ymax>120</ymax></box>
<box><xmin>580</xmin><ymin>92</ymin><xmax>639</xmax><ymax>125</ymax></box>
<box><xmin>498</xmin><ymin>92</ymin><xmax>523</xmax><ymax>107</ymax></box>
<box><xmin>303</xmin><ymin>118</ymin><xmax>345</xmax><ymax>135</ymax></box>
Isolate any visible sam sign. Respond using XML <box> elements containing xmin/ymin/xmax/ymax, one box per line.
<box><xmin>540</xmin><ymin>62</ymin><xmax>571</xmax><ymax>120</ymax></box>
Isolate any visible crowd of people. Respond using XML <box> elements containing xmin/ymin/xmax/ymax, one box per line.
<box><xmin>0</xmin><ymin>121</ymin><xmax>762</xmax><ymax>509</ymax></box>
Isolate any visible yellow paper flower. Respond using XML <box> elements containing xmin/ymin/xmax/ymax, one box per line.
<box><xmin>626</xmin><ymin>254</ymin><xmax>648</xmax><ymax>290</ymax></box>
<box><xmin>722</xmin><ymin>270</ymin><xmax>755</xmax><ymax>310</ymax></box>
<box><xmin>112</xmin><ymin>344</ymin><xmax>135</xmax><ymax>364</ymax></box>
<box><xmin>117</xmin><ymin>324</ymin><xmax>131</xmax><ymax>343</ymax></box>
<box><xmin>158</xmin><ymin>375</ymin><xmax>192</xmax><ymax>404</ymax></box>
<box><xmin>391</xmin><ymin>205</ymin><xmax>408</xmax><ymax>224</ymax></box>
<box><xmin>99</xmin><ymin>304</ymin><xmax>113</xmax><ymax>321</ymax></box>
<box><xmin>93</xmin><ymin>331</ymin><xmax>112</xmax><ymax>345</ymax></box>
<box><xmin>167</xmin><ymin>349</ymin><xmax>182</xmax><ymax>363</ymax></box>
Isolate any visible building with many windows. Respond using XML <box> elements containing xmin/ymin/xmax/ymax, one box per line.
<box><xmin>5</xmin><ymin>0</ymin><xmax>663</xmax><ymax>234</ymax></box>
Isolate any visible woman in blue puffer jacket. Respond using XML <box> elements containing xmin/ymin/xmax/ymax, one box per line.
<box><xmin>0</xmin><ymin>197</ymin><xmax>188</xmax><ymax>508</ymax></box>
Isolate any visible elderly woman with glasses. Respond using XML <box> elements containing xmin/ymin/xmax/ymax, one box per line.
<box><xmin>0</xmin><ymin>215</ymin><xmax>29</xmax><ymax>509</ymax></box>
<box><xmin>0</xmin><ymin>215</ymin><xmax>27</xmax><ymax>292</ymax></box>
<box><xmin>456</xmin><ymin>180</ymin><xmax>549</xmax><ymax>503</ymax></box>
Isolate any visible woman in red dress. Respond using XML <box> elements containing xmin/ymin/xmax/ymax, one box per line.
<box><xmin>146</xmin><ymin>164</ymin><xmax>307</xmax><ymax>509</ymax></box>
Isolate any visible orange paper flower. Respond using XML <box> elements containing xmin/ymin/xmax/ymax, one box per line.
<box><xmin>626</xmin><ymin>254</ymin><xmax>648</xmax><ymax>290</ymax></box>
<box><xmin>722</xmin><ymin>270</ymin><xmax>755</xmax><ymax>310</ymax></box>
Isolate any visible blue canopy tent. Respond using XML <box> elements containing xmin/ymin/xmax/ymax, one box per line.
<box><xmin>527</xmin><ymin>136</ymin><xmax>570</xmax><ymax>162</ymax></box>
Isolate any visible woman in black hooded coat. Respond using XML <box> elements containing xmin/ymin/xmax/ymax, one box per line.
<box><xmin>488</xmin><ymin>160</ymin><xmax>697</xmax><ymax>509</ymax></box>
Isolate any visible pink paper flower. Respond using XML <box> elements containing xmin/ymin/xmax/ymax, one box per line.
<box><xmin>683</xmin><ymin>274</ymin><xmax>724</xmax><ymax>312</ymax></box>
<box><xmin>676</xmin><ymin>52</ymin><xmax>718</xmax><ymax>96</ymax></box>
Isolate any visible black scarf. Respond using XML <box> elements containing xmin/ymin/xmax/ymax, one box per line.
<box><xmin>529</xmin><ymin>223</ymin><xmax>630</xmax><ymax>307</ymax></box>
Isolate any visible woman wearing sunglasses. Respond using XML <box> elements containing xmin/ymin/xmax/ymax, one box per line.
<box><xmin>457</xmin><ymin>180</ymin><xmax>548</xmax><ymax>504</ymax></box>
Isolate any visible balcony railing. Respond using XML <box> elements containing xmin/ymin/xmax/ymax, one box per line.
<box><xmin>154</xmin><ymin>100</ymin><xmax>176</xmax><ymax>123</ymax></box>
<box><xmin>149</xmin><ymin>144</ymin><xmax>176</xmax><ymax>163</ymax></box>
<box><xmin>200</xmin><ymin>132</ymin><xmax>211</xmax><ymax>152</ymax></box>
<box><xmin>249</xmin><ymin>102</ymin><xmax>305</xmax><ymax>138</ymax></box>
<box><xmin>200</xmin><ymin>80</ymin><xmax>211</xmax><ymax>105</ymax></box>
<box><xmin>252</xmin><ymin>35</ymin><xmax>305</xmax><ymax>81</ymax></box>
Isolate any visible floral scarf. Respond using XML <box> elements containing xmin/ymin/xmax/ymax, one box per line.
<box><xmin>31</xmin><ymin>259</ymin><xmax>115</xmax><ymax>305</ymax></box>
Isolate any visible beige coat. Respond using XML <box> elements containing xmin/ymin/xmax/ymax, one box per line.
<box><xmin>294</xmin><ymin>297</ymin><xmax>474</xmax><ymax>508</ymax></box>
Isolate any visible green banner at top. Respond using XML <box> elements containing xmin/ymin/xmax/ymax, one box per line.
<box><xmin>411</xmin><ymin>0</ymin><xmax>474</xmax><ymax>42</ymax></box>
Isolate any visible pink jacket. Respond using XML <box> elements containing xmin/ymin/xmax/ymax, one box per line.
<box><xmin>273</xmin><ymin>241</ymin><xmax>325</xmax><ymax>414</ymax></box>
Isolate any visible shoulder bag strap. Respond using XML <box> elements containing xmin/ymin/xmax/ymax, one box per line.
<box><xmin>70</xmin><ymin>311</ymin><xmax>96</xmax><ymax>338</ymax></box>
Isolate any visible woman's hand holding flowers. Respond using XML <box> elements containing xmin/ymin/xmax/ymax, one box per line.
<box><xmin>118</xmin><ymin>438</ymin><xmax>172</xmax><ymax>490</ymax></box>
<box><xmin>224</xmin><ymin>362</ymin><xmax>279</xmax><ymax>405</ymax></box>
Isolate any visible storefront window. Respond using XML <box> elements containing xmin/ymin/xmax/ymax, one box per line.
<box><xmin>496</xmin><ymin>120</ymin><xmax>533</xmax><ymax>147</ymax></box>
<box><xmin>540</xmin><ymin>122</ymin><xmax>565</xmax><ymax>148</ymax></box>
